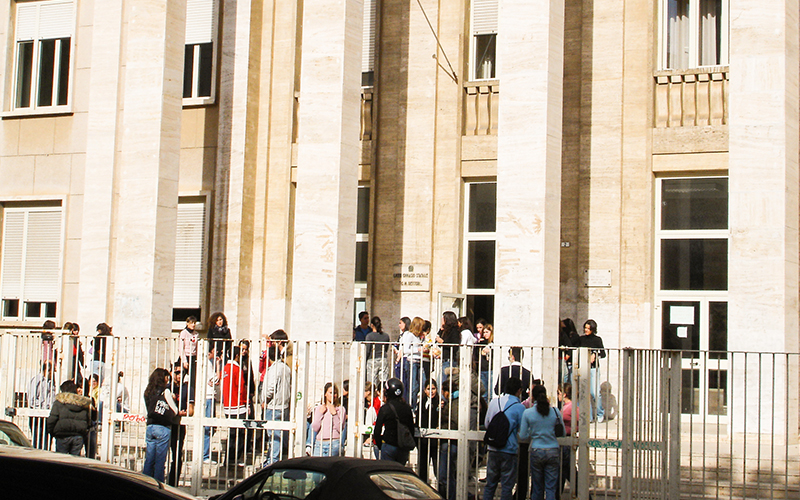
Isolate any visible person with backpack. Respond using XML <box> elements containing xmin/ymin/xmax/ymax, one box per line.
<box><xmin>373</xmin><ymin>378</ymin><xmax>416</xmax><ymax>465</ymax></box>
<box><xmin>483</xmin><ymin>377</ymin><xmax>525</xmax><ymax>500</ymax></box>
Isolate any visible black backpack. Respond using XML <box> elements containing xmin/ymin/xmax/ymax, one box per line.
<box><xmin>483</xmin><ymin>398</ymin><xmax>519</xmax><ymax>448</ymax></box>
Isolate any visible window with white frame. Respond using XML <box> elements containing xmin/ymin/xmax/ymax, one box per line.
<box><xmin>172</xmin><ymin>198</ymin><xmax>207</xmax><ymax>323</ymax></box>
<box><xmin>1</xmin><ymin>205</ymin><xmax>63</xmax><ymax>322</ymax></box>
<box><xmin>362</xmin><ymin>0</ymin><xmax>377</xmax><ymax>87</ymax></box>
<box><xmin>660</xmin><ymin>0</ymin><xmax>728</xmax><ymax>70</ymax></box>
<box><xmin>13</xmin><ymin>0</ymin><xmax>74</xmax><ymax>111</ymax></box>
<box><xmin>183</xmin><ymin>0</ymin><xmax>217</xmax><ymax>103</ymax></box>
<box><xmin>354</xmin><ymin>186</ymin><xmax>370</xmax><ymax>317</ymax></box>
<box><xmin>470</xmin><ymin>0</ymin><xmax>497</xmax><ymax>80</ymax></box>
<box><xmin>464</xmin><ymin>181</ymin><xmax>496</xmax><ymax>323</ymax></box>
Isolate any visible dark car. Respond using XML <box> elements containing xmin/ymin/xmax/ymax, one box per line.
<box><xmin>0</xmin><ymin>446</ymin><xmax>197</xmax><ymax>499</ymax></box>
<box><xmin>0</xmin><ymin>419</ymin><xmax>32</xmax><ymax>447</ymax></box>
<box><xmin>211</xmin><ymin>456</ymin><xmax>442</xmax><ymax>500</ymax></box>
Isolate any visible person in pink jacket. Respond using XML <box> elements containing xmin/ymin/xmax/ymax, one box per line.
<box><xmin>311</xmin><ymin>382</ymin><xmax>346</xmax><ymax>457</ymax></box>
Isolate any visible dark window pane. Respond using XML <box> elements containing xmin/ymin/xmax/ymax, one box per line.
<box><xmin>708</xmin><ymin>301</ymin><xmax>727</xmax><ymax>358</ymax></box>
<box><xmin>361</xmin><ymin>71</ymin><xmax>374</xmax><ymax>87</ymax></box>
<box><xmin>661</xmin><ymin>300</ymin><xmax>700</xmax><ymax>355</ymax></box>
<box><xmin>355</xmin><ymin>241</ymin><xmax>368</xmax><ymax>283</ymax></box>
<box><xmin>474</xmin><ymin>34</ymin><xmax>496</xmax><ymax>79</ymax></box>
<box><xmin>44</xmin><ymin>302</ymin><xmax>57</xmax><ymax>318</ymax></box>
<box><xmin>198</xmin><ymin>42</ymin><xmax>213</xmax><ymax>98</ymax></box>
<box><xmin>38</xmin><ymin>39</ymin><xmax>56</xmax><ymax>107</ymax></box>
<box><xmin>3</xmin><ymin>299</ymin><xmax>20</xmax><ymax>318</ymax></box>
<box><xmin>661</xmin><ymin>239</ymin><xmax>727</xmax><ymax>290</ymax></box>
<box><xmin>25</xmin><ymin>301</ymin><xmax>42</xmax><ymax>318</ymax></box>
<box><xmin>173</xmin><ymin>307</ymin><xmax>202</xmax><ymax>322</ymax></box>
<box><xmin>468</xmin><ymin>183</ymin><xmax>496</xmax><ymax>233</ymax></box>
<box><xmin>183</xmin><ymin>45</ymin><xmax>195</xmax><ymax>98</ymax></box>
<box><xmin>16</xmin><ymin>42</ymin><xmax>33</xmax><ymax>108</ymax></box>
<box><xmin>467</xmin><ymin>295</ymin><xmax>494</xmax><ymax>325</ymax></box>
<box><xmin>467</xmin><ymin>240</ymin><xmax>495</xmax><ymax>289</ymax></box>
<box><xmin>57</xmin><ymin>38</ymin><xmax>70</xmax><ymax>105</ymax></box>
<box><xmin>682</xmin><ymin>369</ymin><xmax>700</xmax><ymax>414</ymax></box>
<box><xmin>707</xmin><ymin>369</ymin><xmax>727</xmax><ymax>415</ymax></box>
<box><xmin>661</xmin><ymin>177</ymin><xmax>728</xmax><ymax>230</ymax></box>
<box><xmin>357</xmin><ymin>187</ymin><xmax>370</xmax><ymax>234</ymax></box>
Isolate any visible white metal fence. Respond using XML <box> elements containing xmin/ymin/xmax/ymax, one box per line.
<box><xmin>0</xmin><ymin>331</ymin><xmax>798</xmax><ymax>499</ymax></box>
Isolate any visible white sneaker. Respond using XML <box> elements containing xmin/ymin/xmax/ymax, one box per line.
<box><xmin>597</xmin><ymin>416</ymin><xmax>605</xmax><ymax>423</ymax></box>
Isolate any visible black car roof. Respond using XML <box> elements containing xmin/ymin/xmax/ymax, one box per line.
<box><xmin>265</xmin><ymin>455</ymin><xmax>412</xmax><ymax>478</ymax></box>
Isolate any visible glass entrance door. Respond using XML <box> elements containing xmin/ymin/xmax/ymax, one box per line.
<box><xmin>661</xmin><ymin>299</ymin><xmax>728</xmax><ymax>418</ymax></box>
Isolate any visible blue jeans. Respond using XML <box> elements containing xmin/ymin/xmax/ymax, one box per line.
<box><xmin>437</xmin><ymin>440</ymin><xmax>458</xmax><ymax>500</ymax></box>
<box><xmin>380</xmin><ymin>442</ymin><xmax>409</xmax><ymax>465</ymax></box>
<box><xmin>480</xmin><ymin>370</ymin><xmax>492</xmax><ymax>400</ymax></box>
<box><xmin>203</xmin><ymin>399</ymin><xmax>215</xmax><ymax>461</ymax></box>
<box><xmin>590</xmin><ymin>367</ymin><xmax>604</xmax><ymax>420</ymax></box>
<box><xmin>313</xmin><ymin>439</ymin><xmax>341</xmax><ymax>457</ymax></box>
<box><xmin>143</xmin><ymin>424</ymin><xmax>171</xmax><ymax>482</ymax></box>
<box><xmin>484</xmin><ymin>451</ymin><xmax>517</xmax><ymax>500</ymax></box>
<box><xmin>530</xmin><ymin>447</ymin><xmax>560</xmax><ymax>500</ymax></box>
<box><xmin>264</xmin><ymin>408</ymin><xmax>288</xmax><ymax>465</ymax></box>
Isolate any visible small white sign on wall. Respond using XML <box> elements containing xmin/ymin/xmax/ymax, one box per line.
<box><xmin>392</xmin><ymin>264</ymin><xmax>430</xmax><ymax>292</ymax></box>
<box><xmin>584</xmin><ymin>269</ymin><xmax>612</xmax><ymax>288</ymax></box>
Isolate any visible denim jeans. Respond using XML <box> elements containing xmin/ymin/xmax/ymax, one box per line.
<box><xmin>590</xmin><ymin>367</ymin><xmax>604</xmax><ymax>420</ymax></box>
<box><xmin>203</xmin><ymin>398</ymin><xmax>215</xmax><ymax>461</ymax></box>
<box><xmin>437</xmin><ymin>440</ymin><xmax>458</xmax><ymax>500</ymax></box>
<box><xmin>530</xmin><ymin>447</ymin><xmax>560</xmax><ymax>500</ymax></box>
<box><xmin>484</xmin><ymin>451</ymin><xmax>518</xmax><ymax>500</ymax></box>
<box><xmin>143</xmin><ymin>424</ymin><xmax>171</xmax><ymax>482</ymax></box>
<box><xmin>380</xmin><ymin>442</ymin><xmax>409</xmax><ymax>465</ymax></box>
<box><xmin>55</xmin><ymin>435</ymin><xmax>84</xmax><ymax>456</ymax></box>
<box><xmin>313</xmin><ymin>439</ymin><xmax>341</xmax><ymax>457</ymax></box>
<box><xmin>264</xmin><ymin>407</ymin><xmax>288</xmax><ymax>465</ymax></box>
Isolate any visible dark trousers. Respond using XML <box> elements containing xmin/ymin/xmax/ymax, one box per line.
<box><xmin>168</xmin><ymin>424</ymin><xmax>187</xmax><ymax>486</ymax></box>
<box><xmin>516</xmin><ymin>441</ymin><xmax>529</xmax><ymax>500</ymax></box>
<box><xmin>56</xmin><ymin>435</ymin><xmax>84</xmax><ymax>456</ymax></box>
<box><xmin>227</xmin><ymin>414</ymin><xmax>247</xmax><ymax>465</ymax></box>
<box><xmin>417</xmin><ymin>438</ymin><xmax>440</xmax><ymax>483</ymax></box>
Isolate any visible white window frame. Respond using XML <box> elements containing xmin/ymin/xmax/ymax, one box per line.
<box><xmin>658</xmin><ymin>0</ymin><xmax>729</xmax><ymax>70</ymax></box>
<box><xmin>183</xmin><ymin>0</ymin><xmax>218</xmax><ymax>106</ymax></box>
<box><xmin>11</xmin><ymin>0</ymin><xmax>75</xmax><ymax>113</ymax></box>
<box><xmin>0</xmin><ymin>204</ymin><xmax>64</xmax><ymax>323</ymax></box>
<box><xmin>354</xmin><ymin>185</ymin><xmax>370</xmax><ymax>301</ymax></box>
<box><xmin>463</xmin><ymin>181</ymin><xmax>497</xmax><ymax>300</ymax></box>
<box><xmin>470</xmin><ymin>0</ymin><xmax>498</xmax><ymax>81</ymax></box>
<box><xmin>361</xmin><ymin>0</ymin><xmax>377</xmax><ymax>87</ymax></box>
<box><xmin>171</xmin><ymin>196</ymin><xmax>209</xmax><ymax>329</ymax></box>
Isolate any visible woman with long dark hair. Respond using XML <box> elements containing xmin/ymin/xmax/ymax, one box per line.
<box><xmin>207</xmin><ymin>312</ymin><xmax>232</xmax><ymax>360</ymax></box>
<box><xmin>143</xmin><ymin>368</ymin><xmax>180</xmax><ymax>482</ymax></box>
<box><xmin>311</xmin><ymin>382</ymin><xmax>346</xmax><ymax>456</ymax></box>
<box><xmin>437</xmin><ymin>311</ymin><xmax>461</xmax><ymax>383</ymax></box>
<box><xmin>519</xmin><ymin>385</ymin><xmax>563</xmax><ymax>500</ymax></box>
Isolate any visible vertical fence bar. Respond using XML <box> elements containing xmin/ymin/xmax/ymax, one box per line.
<box><xmin>620</xmin><ymin>348</ymin><xmax>632</xmax><ymax>500</ymax></box>
<box><xmin>576</xmin><ymin>347</ymin><xmax>591</xmax><ymax>500</ymax></box>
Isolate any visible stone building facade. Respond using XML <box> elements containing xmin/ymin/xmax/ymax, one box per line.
<box><xmin>0</xmin><ymin>0</ymin><xmax>798</xmax><ymax>420</ymax></box>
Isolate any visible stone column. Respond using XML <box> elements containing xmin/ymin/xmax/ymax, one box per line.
<box><xmin>728</xmin><ymin>0</ymin><xmax>799</xmax><ymax>433</ymax></box>
<box><xmin>77</xmin><ymin>1</ymin><xmax>124</xmax><ymax>326</ymax></box>
<box><xmin>290</xmin><ymin>0</ymin><xmax>363</xmax><ymax>342</ymax></box>
<box><xmin>494</xmin><ymin>0</ymin><xmax>564</xmax><ymax>347</ymax></box>
<box><xmin>111</xmin><ymin>0</ymin><xmax>186</xmax><ymax>336</ymax></box>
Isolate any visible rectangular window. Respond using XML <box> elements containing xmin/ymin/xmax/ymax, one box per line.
<box><xmin>172</xmin><ymin>198</ymin><xmax>207</xmax><ymax>323</ymax></box>
<box><xmin>355</xmin><ymin>186</ymin><xmax>370</xmax><ymax>285</ymax></box>
<box><xmin>13</xmin><ymin>1</ymin><xmax>74</xmax><ymax>111</ymax></box>
<box><xmin>660</xmin><ymin>0</ymin><xmax>728</xmax><ymax>70</ymax></box>
<box><xmin>470</xmin><ymin>0</ymin><xmax>497</xmax><ymax>80</ymax></box>
<box><xmin>1</xmin><ymin>205</ymin><xmax>63</xmax><ymax>322</ymax></box>
<box><xmin>464</xmin><ymin>181</ymin><xmax>496</xmax><ymax>322</ymax></box>
<box><xmin>362</xmin><ymin>0</ymin><xmax>377</xmax><ymax>87</ymax></box>
<box><xmin>183</xmin><ymin>0</ymin><xmax>217</xmax><ymax>103</ymax></box>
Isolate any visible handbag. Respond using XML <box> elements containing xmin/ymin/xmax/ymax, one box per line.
<box><xmin>387</xmin><ymin>404</ymin><xmax>417</xmax><ymax>450</ymax></box>
<box><xmin>554</xmin><ymin>407</ymin><xmax>565</xmax><ymax>438</ymax></box>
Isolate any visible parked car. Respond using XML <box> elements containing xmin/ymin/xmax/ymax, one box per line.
<box><xmin>210</xmin><ymin>456</ymin><xmax>443</xmax><ymax>500</ymax></box>
<box><xmin>0</xmin><ymin>446</ymin><xmax>197</xmax><ymax>499</ymax></box>
<box><xmin>0</xmin><ymin>420</ymin><xmax>32</xmax><ymax>447</ymax></box>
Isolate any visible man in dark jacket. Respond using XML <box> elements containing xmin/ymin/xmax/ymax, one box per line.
<box><xmin>46</xmin><ymin>380</ymin><xmax>92</xmax><ymax>456</ymax></box>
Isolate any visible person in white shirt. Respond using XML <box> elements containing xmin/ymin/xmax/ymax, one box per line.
<box><xmin>28</xmin><ymin>361</ymin><xmax>56</xmax><ymax>449</ymax></box>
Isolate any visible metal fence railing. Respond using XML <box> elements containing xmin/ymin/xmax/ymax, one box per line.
<box><xmin>0</xmin><ymin>331</ymin><xmax>798</xmax><ymax>499</ymax></box>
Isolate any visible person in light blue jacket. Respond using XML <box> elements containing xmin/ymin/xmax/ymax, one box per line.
<box><xmin>519</xmin><ymin>385</ymin><xmax>564</xmax><ymax>500</ymax></box>
<box><xmin>483</xmin><ymin>377</ymin><xmax>526</xmax><ymax>500</ymax></box>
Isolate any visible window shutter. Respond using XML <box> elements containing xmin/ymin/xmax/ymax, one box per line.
<box><xmin>186</xmin><ymin>0</ymin><xmax>214</xmax><ymax>45</ymax></box>
<box><xmin>16</xmin><ymin>3</ymin><xmax>39</xmax><ymax>41</ymax></box>
<box><xmin>173</xmin><ymin>200</ymin><xmax>206</xmax><ymax>309</ymax></box>
<box><xmin>472</xmin><ymin>0</ymin><xmax>498</xmax><ymax>35</ymax></box>
<box><xmin>38</xmin><ymin>1</ymin><xmax>73</xmax><ymax>39</ymax></box>
<box><xmin>362</xmin><ymin>0</ymin><xmax>377</xmax><ymax>73</ymax></box>
<box><xmin>23</xmin><ymin>209</ymin><xmax>62</xmax><ymax>302</ymax></box>
<box><xmin>1</xmin><ymin>212</ymin><xmax>25</xmax><ymax>299</ymax></box>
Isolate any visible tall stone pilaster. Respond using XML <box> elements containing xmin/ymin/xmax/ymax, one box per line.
<box><xmin>290</xmin><ymin>0</ymin><xmax>363</xmax><ymax>342</ymax></box>
<box><xmin>494</xmin><ymin>0</ymin><xmax>564</xmax><ymax>347</ymax></box>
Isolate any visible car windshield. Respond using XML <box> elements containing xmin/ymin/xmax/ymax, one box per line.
<box><xmin>0</xmin><ymin>422</ymin><xmax>30</xmax><ymax>447</ymax></box>
<box><xmin>244</xmin><ymin>468</ymin><xmax>326</xmax><ymax>500</ymax></box>
<box><xmin>369</xmin><ymin>472</ymin><xmax>441</xmax><ymax>499</ymax></box>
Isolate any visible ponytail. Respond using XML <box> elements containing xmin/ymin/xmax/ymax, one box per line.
<box><xmin>532</xmin><ymin>385</ymin><xmax>550</xmax><ymax>416</ymax></box>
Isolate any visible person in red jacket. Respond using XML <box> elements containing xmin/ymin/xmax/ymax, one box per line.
<box><xmin>222</xmin><ymin>346</ymin><xmax>248</xmax><ymax>466</ymax></box>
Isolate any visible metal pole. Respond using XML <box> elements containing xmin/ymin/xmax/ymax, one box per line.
<box><xmin>576</xmin><ymin>347</ymin><xmax>591</xmax><ymax>500</ymax></box>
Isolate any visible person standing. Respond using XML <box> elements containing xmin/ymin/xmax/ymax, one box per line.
<box><xmin>437</xmin><ymin>312</ymin><xmax>461</xmax><ymax>383</ymax></box>
<box><xmin>557</xmin><ymin>384</ymin><xmax>576</xmax><ymax>499</ymax></box>
<box><xmin>28</xmin><ymin>361</ymin><xmax>56</xmax><ymax>449</ymax></box>
<box><xmin>495</xmin><ymin>347</ymin><xmax>533</xmax><ymax>399</ymax></box>
<box><xmin>207</xmin><ymin>312</ymin><xmax>232</xmax><ymax>360</ymax></box>
<box><xmin>365</xmin><ymin>316</ymin><xmax>390</xmax><ymax>387</ymax></box>
<box><xmin>519</xmin><ymin>385</ymin><xmax>563</xmax><ymax>500</ymax></box>
<box><xmin>46</xmin><ymin>380</ymin><xmax>92</xmax><ymax>456</ymax></box>
<box><xmin>580</xmin><ymin>319</ymin><xmax>606</xmax><ymax>422</ymax></box>
<box><xmin>353</xmin><ymin>311</ymin><xmax>371</xmax><ymax>341</ymax></box>
<box><xmin>178</xmin><ymin>316</ymin><xmax>199</xmax><ymax>395</ymax></box>
<box><xmin>373</xmin><ymin>378</ymin><xmax>416</xmax><ymax>465</ymax></box>
<box><xmin>483</xmin><ymin>377</ymin><xmax>525</xmax><ymax>500</ymax></box>
<box><xmin>203</xmin><ymin>346</ymin><xmax>220</xmax><ymax>464</ymax></box>
<box><xmin>558</xmin><ymin>319</ymin><xmax>580</xmax><ymax>384</ymax></box>
<box><xmin>261</xmin><ymin>331</ymin><xmax>292</xmax><ymax>466</ymax></box>
<box><xmin>417</xmin><ymin>379</ymin><xmax>440</xmax><ymax>484</ymax></box>
<box><xmin>311</xmin><ymin>382</ymin><xmax>346</xmax><ymax>457</ymax></box>
<box><xmin>168</xmin><ymin>364</ymin><xmax>194</xmax><ymax>487</ymax></box>
<box><xmin>222</xmin><ymin>346</ymin><xmax>249</xmax><ymax>466</ymax></box>
<box><xmin>143</xmin><ymin>368</ymin><xmax>181</xmax><ymax>482</ymax></box>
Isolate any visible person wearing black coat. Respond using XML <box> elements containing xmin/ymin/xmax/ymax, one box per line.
<box><xmin>373</xmin><ymin>378</ymin><xmax>416</xmax><ymax>465</ymax></box>
<box><xmin>416</xmin><ymin>379</ymin><xmax>441</xmax><ymax>484</ymax></box>
<box><xmin>46</xmin><ymin>380</ymin><xmax>92</xmax><ymax>456</ymax></box>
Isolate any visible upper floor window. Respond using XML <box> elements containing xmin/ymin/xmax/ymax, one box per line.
<box><xmin>361</xmin><ymin>0</ymin><xmax>377</xmax><ymax>87</ymax></box>
<box><xmin>660</xmin><ymin>0</ymin><xmax>728</xmax><ymax>70</ymax></box>
<box><xmin>183</xmin><ymin>0</ymin><xmax>217</xmax><ymax>104</ymax></box>
<box><xmin>464</xmin><ymin>181</ymin><xmax>496</xmax><ymax>323</ymax></box>
<box><xmin>470</xmin><ymin>0</ymin><xmax>497</xmax><ymax>81</ymax></box>
<box><xmin>13</xmin><ymin>0</ymin><xmax>74</xmax><ymax>111</ymax></box>
<box><xmin>172</xmin><ymin>198</ymin><xmax>207</xmax><ymax>324</ymax></box>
